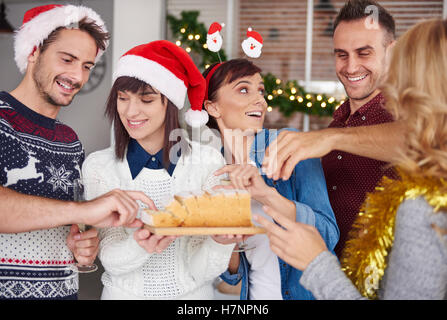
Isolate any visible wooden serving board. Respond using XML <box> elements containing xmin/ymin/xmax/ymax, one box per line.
<box><xmin>144</xmin><ymin>225</ymin><xmax>265</xmax><ymax>236</ymax></box>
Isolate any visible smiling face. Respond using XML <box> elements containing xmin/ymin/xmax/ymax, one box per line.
<box><xmin>30</xmin><ymin>28</ymin><xmax>97</xmax><ymax>107</ymax></box>
<box><xmin>333</xmin><ymin>18</ymin><xmax>393</xmax><ymax>109</ymax></box>
<box><xmin>206</xmin><ymin>72</ymin><xmax>267</xmax><ymax>132</ymax></box>
<box><xmin>117</xmin><ymin>86</ymin><xmax>167</xmax><ymax>152</ymax></box>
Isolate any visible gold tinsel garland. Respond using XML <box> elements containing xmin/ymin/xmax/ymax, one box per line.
<box><xmin>340</xmin><ymin>169</ymin><xmax>447</xmax><ymax>299</ymax></box>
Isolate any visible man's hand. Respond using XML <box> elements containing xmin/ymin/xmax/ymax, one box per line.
<box><xmin>133</xmin><ymin>228</ymin><xmax>178</xmax><ymax>254</ymax></box>
<box><xmin>262</xmin><ymin>129</ymin><xmax>335</xmax><ymax>181</ymax></box>
<box><xmin>78</xmin><ymin>189</ymin><xmax>156</xmax><ymax>228</ymax></box>
<box><xmin>67</xmin><ymin>224</ymin><xmax>99</xmax><ymax>266</ymax></box>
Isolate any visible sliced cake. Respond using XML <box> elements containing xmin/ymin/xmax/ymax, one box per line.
<box><xmin>142</xmin><ymin>209</ymin><xmax>183</xmax><ymax>227</ymax></box>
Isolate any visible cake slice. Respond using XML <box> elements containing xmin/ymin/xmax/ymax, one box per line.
<box><xmin>142</xmin><ymin>190</ymin><xmax>254</xmax><ymax>228</ymax></box>
<box><xmin>211</xmin><ymin>189</ymin><xmax>240</xmax><ymax>227</ymax></box>
<box><xmin>235</xmin><ymin>190</ymin><xmax>254</xmax><ymax>227</ymax></box>
<box><xmin>203</xmin><ymin>190</ymin><xmax>227</xmax><ymax>226</ymax></box>
<box><xmin>141</xmin><ymin>209</ymin><xmax>183</xmax><ymax>227</ymax></box>
<box><xmin>174</xmin><ymin>191</ymin><xmax>202</xmax><ymax>227</ymax></box>
<box><xmin>193</xmin><ymin>191</ymin><xmax>216</xmax><ymax>227</ymax></box>
<box><xmin>165</xmin><ymin>197</ymin><xmax>188</xmax><ymax>222</ymax></box>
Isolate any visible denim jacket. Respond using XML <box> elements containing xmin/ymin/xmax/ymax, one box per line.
<box><xmin>220</xmin><ymin>128</ymin><xmax>340</xmax><ymax>300</ymax></box>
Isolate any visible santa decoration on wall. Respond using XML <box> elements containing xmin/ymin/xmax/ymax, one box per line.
<box><xmin>241</xmin><ymin>27</ymin><xmax>263</xmax><ymax>58</ymax></box>
<box><xmin>206</xmin><ymin>22</ymin><xmax>224</xmax><ymax>52</ymax></box>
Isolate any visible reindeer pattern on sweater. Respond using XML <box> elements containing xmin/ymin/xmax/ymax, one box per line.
<box><xmin>0</xmin><ymin>92</ymin><xmax>84</xmax><ymax>299</ymax></box>
<box><xmin>0</xmin><ymin>95</ymin><xmax>83</xmax><ymax>199</ymax></box>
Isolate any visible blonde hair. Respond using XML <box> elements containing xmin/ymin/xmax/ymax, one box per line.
<box><xmin>382</xmin><ymin>19</ymin><xmax>447</xmax><ymax>178</ymax></box>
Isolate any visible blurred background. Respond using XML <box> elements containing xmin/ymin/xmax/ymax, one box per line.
<box><xmin>0</xmin><ymin>0</ymin><xmax>445</xmax><ymax>299</ymax></box>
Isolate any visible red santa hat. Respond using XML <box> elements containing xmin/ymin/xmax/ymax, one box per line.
<box><xmin>246</xmin><ymin>27</ymin><xmax>263</xmax><ymax>45</ymax></box>
<box><xmin>113</xmin><ymin>40</ymin><xmax>208</xmax><ymax>127</ymax></box>
<box><xmin>14</xmin><ymin>4</ymin><xmax>108</xmax><ymax>74</ymax></box>
<box><xmin>208</xmin><ymin>22</ymin><xmax>224</xmax><ymax>35</ymax></box>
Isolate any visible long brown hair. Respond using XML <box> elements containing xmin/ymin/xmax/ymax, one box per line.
<box><xmin>105</xmin><ymin>76</ymin><xmax>180</xmax><ymax>170</ymax></box>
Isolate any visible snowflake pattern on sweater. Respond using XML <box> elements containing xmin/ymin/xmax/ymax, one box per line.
<box><xmin>0</xmin><ymin>92</ymin><xmax>84</xmax><ymax>299</ymax></box>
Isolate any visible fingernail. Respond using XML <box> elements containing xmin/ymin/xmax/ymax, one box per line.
<box><xmin>74</xmin><ymin>234</ymin><xmax>81</xmax><ymax>240</ymax></box>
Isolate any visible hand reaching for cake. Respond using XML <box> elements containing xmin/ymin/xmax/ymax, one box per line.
<box><xmin>134</xmin><ymin>228</ymin><xmax>178</xmax><ymax>254</ymax></box>
<box><xmin>214</xmin><ymin>164</ymin><xmax>272</xmax><ymax>202</ymax></box>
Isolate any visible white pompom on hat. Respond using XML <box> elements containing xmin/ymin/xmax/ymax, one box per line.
<box><xmin>14</xmin><ymin>4</ymin><xmax>109</xmax><ymax>74</ymax></box>
<box><xmin>113</xmin><ymin>40</ymin><xmax>209</xmax><ymax>127</ymax></box>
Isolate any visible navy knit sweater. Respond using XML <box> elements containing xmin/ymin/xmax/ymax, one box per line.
<box><xmin>0</xmin><ymin>91</ymin><xmax>84</xmax><ymax>299</ymax></box>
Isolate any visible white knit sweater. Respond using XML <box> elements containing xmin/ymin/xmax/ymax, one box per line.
<box><xmin>81</xmin><ymin>142</ymin><xmax>235</xmax><ymax>300</ymax></box>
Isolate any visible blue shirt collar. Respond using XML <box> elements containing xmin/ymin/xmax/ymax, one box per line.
<box><xmin>126</xmin><ymin>139</ymin><xmax>177</xmax><ymax>179</ymax></box>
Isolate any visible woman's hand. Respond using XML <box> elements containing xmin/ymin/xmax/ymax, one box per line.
<box><xmin>67</xmin><ymin>224</ymin><xmax>99</xmax><ymax>266</ymax></box>
<box><xmin>254</xmin><ymin>205</ymin><xmax>328</xmax><ymax>271</ymax></box>
<box><xmin>133</xmin><ymin>228</ymin><xmax>178</xmax><ymax>254</ymax></box>
<box><xmin>214</xmin><ymin>164</ymin><xmax>272</xmax><ymax>202</ymax></box>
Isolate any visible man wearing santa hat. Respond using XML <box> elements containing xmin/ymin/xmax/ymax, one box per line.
<box><xmin>0</xmin><ymin>4</ymin><xmax>155</xmax><ymax>300</ymax></box>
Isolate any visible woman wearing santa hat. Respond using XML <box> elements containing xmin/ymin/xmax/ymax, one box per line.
<box><xmin>203</xmin><ymin>59</ymin><xmax>339</xmax><ymax>300</ymax></box>
<box><xmin>81</xmin><ymin>40</ymin><xmax>240</xmax><ymax>300</ymax></box>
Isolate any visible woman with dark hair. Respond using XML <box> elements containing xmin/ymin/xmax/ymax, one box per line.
<box><xmin>81</xmin><ymin>41</ymin><xmax>239</xmax><ymax>300</ymax></box>
<box><xmin>204</xmin><ymin>59</ymin><xmax>339</xmax><ymax>300</ymax></box>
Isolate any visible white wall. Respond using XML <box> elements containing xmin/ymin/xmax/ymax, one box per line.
<box><xmin>112</xmin><ymin>0</ymin><xmax>165</xmax><ymax>74</ymax></box>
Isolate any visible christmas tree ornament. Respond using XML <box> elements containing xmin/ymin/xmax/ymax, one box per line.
<box><xmin>206</xmin><ymin>22</ymin><xmax>224</xmax><ymax>53</ymax></box>
<box><xmin>241</xmin><ymin>27</ymin><xmax>263</xmax><ymax>58</ymax></box>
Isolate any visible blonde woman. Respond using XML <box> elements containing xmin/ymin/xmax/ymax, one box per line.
<box><xmin>256</xmin><ymin>19</ymin><xmax>447</xmax><ymax>300</ymax></box>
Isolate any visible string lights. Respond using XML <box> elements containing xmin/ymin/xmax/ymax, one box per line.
<box><xmin>263</xmin><ymin>73</ymin><xmax>341</xmax><ymax>117</ymax></box>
